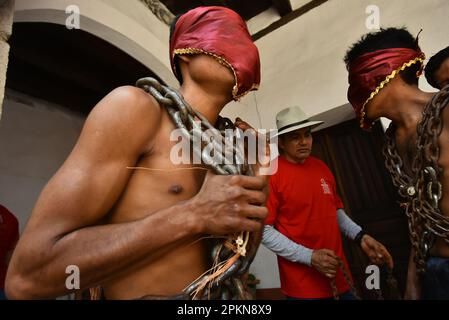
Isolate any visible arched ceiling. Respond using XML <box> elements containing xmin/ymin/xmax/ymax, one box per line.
<box><xmin>7</xmin><ymin>22</ymin><xmax>160</xmax><ymax>114</ymax></box>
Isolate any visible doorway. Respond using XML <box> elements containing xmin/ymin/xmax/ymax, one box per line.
<box><xmin>312</xmin><ymin>119</ymin><xmax>410</xmax><ymax>299</ymax></box>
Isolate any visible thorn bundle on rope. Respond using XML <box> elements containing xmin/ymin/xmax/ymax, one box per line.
<box><xmin>136</xmin><ymin>77</ymin><xmax>257</xmax><ymax>300</ymax></box>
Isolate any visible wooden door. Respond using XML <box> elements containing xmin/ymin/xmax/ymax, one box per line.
<box><xmin>311</xmin><ymin>119</ymin><xmax>409</xmax><ymax>299</ymax></box>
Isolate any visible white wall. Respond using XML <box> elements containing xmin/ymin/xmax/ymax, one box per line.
<box><xmin>222</xmin><ymin>0</ymin><xmax>448</xmax><ymax>131</ymax></box>
<box><xmin>0</xmin><ymin>90</ymin><xmax>85</xmax><ymax>232</ymax></box>
<box><xmin>243</xmin><ymin>0</ymin><xmax>449</xmax><ymax>289</ymax></box>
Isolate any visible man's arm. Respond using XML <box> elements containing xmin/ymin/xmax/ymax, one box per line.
<box><xmin>262</xmin><ymin>225</ymin><xmax>339</xmax><ymax>278</ymax></box>
<box><xmin>404</xmin><ymin>248</ymin><xmax>421</xmax><ymax>300</ymax></box>
<box><xmin>337</xmin><ymin>209</ymin><xmax>394</xmax><ymax>268</ymax></box>
<box><xmin>337</xmin><ymin>209</ymin><xmax>362</xmax><ymax>240</ymax></box>
<box><xmin>6</xmin><ymin>86</ymin><xmax>268</xmax><ymax>299</ymax></box>
<box><xmin>262</xmin><ymin>225</ymin><xmax>313</xmax><ymax>266</ymax></box>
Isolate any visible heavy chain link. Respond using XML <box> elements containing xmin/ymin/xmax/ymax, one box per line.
<box><xmin>329</xmin><ymin>257</ymin><xmax>361</xmax><ymax>300</ymax></box>
<box><xmin>328</xmin><ymin>258</ymin><xmax>399</xmax><ymax>300</ymax></box>
<box><xmin>136</xmin><ymin>77</ymin><xmax>257</xmax><ymax>300</ymax></box>
<box><xmin>383</xmin><ymin>84</ymin><xmax>449</xmax><ymax>274</ymax></box>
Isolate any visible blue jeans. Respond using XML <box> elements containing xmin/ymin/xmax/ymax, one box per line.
<box><xmin>0</xmin><ymin>289</ymin><xmax>7</xmax><ymax>300</ymax></box>
<box><xmin>286</xmin><ymin>291</ymin><xmax>357</xmax><ymax>300</ymax></box>
<box><xmin>421</xmin><ymin>257</ymin><xmax>449</xmax><ymax>300</ymax></box>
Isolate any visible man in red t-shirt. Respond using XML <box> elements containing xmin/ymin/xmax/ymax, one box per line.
<box><xmin>0</xmin><ymin>205</ymin><xmax>19</xmax><ymax>300</ymax></box>
<box><xmin>263</xmin><ymin>106</ymin><xmax>393</xmax><ymax>299</ymax></box>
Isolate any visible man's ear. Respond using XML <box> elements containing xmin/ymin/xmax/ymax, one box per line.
<box><xmin>177</xmin><ymin>55</ymin><xmax>191</xmax><ymax>64</ymax></box>
<box><xmin>175</xmin><ymin>55</ymin><xmax>191</xmax><ymax>84</ymax></box>
<box><xmin>278</xmin><ymin>136</ymin><xmax>284</xmax><ymax>150</ymax></box>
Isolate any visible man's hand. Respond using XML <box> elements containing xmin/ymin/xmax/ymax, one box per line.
<box><xmin>189</xmin><ymin>172</ymin><xmax>268</xmax><ymax>236</ymax></box>
<box><xmin>311</xmin><ymin>249</ymin><xmax>340</xmax><ymax>279</ymax></box>
<box><xmin>360</xmin><ymin>235</ymin><xmax>394</xmax><ymax>269</ymax></box>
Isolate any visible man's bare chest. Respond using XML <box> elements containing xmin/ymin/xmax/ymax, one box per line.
<box><xmin>395</xmin><ymin>132</ymin><xmax>418</xmax><ymax>176</ymax></box>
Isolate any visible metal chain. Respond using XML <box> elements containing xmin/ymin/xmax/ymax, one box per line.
<box><xmin>329</xmin><ymin>257</ymin><xmax>361</xmax><ymax>300</ymax></box>
<box><xmin>383</xmin><ymin>84</ymin><xmax>449</xmax><ymax>274</ymax></box>
<box><xmin>136</xmin><ymin>77</ymin><xmax>257</xmax><ymax>300</ymax></box>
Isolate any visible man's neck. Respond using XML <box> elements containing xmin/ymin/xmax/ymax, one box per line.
<box><xmin>179</xmin><ymin>83</ymin><xmax>230</xmax><ymax>126</ymax></box>
<box><xmin>375</xmin><ymin>85</ymin><xmax>434</xmax><ymax>130</ymax></box>
<box><xmin>282</xmin><ymin>154</ymin><xmax>306</xmax><ymax>165</ymax></box>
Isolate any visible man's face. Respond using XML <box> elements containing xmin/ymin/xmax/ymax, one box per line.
<box><xmin>187</xmin><ymin>54</ymin><xmax>235</xmax><ymax>99</ymax></box>
<box><xmin>434</xmin><ymin>57</ymin><xmax>449</xmax><ymax>89</ymax></box>
<box><xmin>279</xmin><ymin>127</ymin><xmax>313</xmax><ymax>164</ymax></box>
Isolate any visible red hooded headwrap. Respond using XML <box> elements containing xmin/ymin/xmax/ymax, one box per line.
<box><xmin>347</xmin><ymin>48</ymin><xmax>425</xmax><ymax>130</ymax></box>
<box><xmin>169</xmin><ymin>6</ymin><xmax>261</xmax><ymax>100</ymax></box>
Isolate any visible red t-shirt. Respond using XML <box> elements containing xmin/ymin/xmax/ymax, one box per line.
<box><xmin>0</xmin><ymin>205</ymin><xmax>19</xmax><ymax>289</ymax></box>
<box><xmin>266</xmin><ymin>156</ymin><xmax>352</xmax><ymax>298</ymax></box>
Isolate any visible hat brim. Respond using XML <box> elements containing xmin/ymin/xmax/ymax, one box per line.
<box><xmin>272</xmin><ymin>121</ymin><xmax>324</xmax><ymax>138</ymax></box>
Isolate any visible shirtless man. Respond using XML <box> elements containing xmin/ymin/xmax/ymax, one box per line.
<box><xmin>425</xmin><ymin>46</ymin><xmax>449</xmax><ymax>89</ymax></box>
<box><xmin>345</xmin><ymin>27</ymin><xmax>449</xmax><ymax>299</ymax></box>
<box><xmin>5</xmin><ymin>6</ymin><xmax>266</xmax><ymax>300</ymax></box>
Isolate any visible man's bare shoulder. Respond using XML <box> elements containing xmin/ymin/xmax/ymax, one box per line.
<box><xmin>86</xmin><ymin>85</ymin><xmax>162</xmax><ymax>139</ymax></box>
<box><xmin>69</xmin><ymin>85</ymin><xmax>164</xmax><ymax>159</ymax></box>
<box><xmin>99</xmin><ymin>85</ymin><xmax>161</xmax><ymax>122</ymax></box>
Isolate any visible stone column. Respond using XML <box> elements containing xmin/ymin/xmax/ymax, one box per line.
<box><xmin>139</xmin><ymin>0</ymin><xmax>174</xmax><ymax>25</ymax></box>
<box><xmin>0</xmin><ymin>0</ymin><xmax>15</xmax><ymax>120</ymax></box>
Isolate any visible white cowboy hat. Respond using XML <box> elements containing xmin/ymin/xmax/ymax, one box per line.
<box><xmin>273</xmin><ymin>106</ymin><xmax>324</xmax><ymax>138</ymax></box>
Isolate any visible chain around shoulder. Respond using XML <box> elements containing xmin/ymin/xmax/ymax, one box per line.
<box><xmin>383</xmin><ymin>84</ymin><xmax>449</xmax><ymax>274</ymax></box>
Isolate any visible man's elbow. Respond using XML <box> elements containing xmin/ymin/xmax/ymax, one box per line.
<box><xmin>5</xmin><ymin>272</ymin><xmax>30</xmax><ymax>300</ymax></box>
<box><xmin>5</xmin><ymin>270</ymin><xmax>46</xmax><ymax>300</ymax></box>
